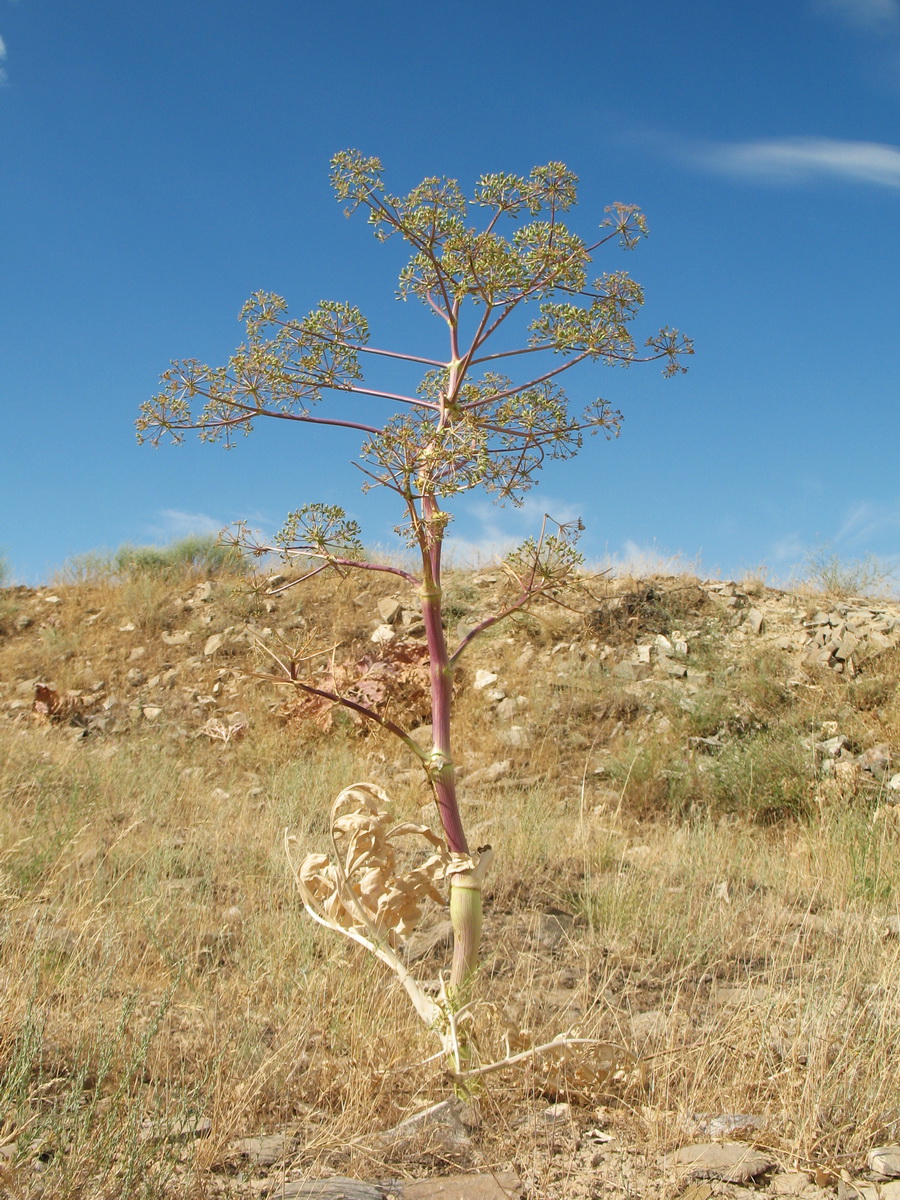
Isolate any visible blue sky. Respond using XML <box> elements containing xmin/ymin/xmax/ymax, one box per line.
<box><xmin>2</xmin><ymin>0</ymin><xmax>898</xmax><ymax>586</ymax></box>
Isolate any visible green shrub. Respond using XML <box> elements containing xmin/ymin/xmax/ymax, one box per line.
<box><xmin>114</xmin><ymin>535</ymin><xmax>248</xmax><ymax>580</ymax></box>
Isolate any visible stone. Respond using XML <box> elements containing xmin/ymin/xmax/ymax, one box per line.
<box><xmin>142</xmin><ymin>706</ymin><xmax>163</xmax><ymax>721</ymax></box>
<box><xmin>658</xmin><ymin>656</ymin><xmax>688</xmax><ymax>678</ymax></box>
<box><xmin>370</xmin><ymin>623</ymin><xmax>395</xmax><ymax>645</ymax></box>
<box><xmin>162</xmin><ymin>630</ymin><xmax>192</xmax><ymax>646</ymax></box>
<box><xmin>611</xmin><ymin>661</ymin><xmax>652</xmax><ymax>681</ymax></box>
<box><xmin>818</xmin><ymin>735</ymin><xmax>850</xmax><ymax>758</ymax></box>
<box><xmin>497</xmin><ymin>725</ymin><xmax>532</xmax><ymax>749</ymax></box>
<box><xmin>770</xmin><ymin>1171</ymin><xmax>812</xmax><ymax>1195</ymax></box>
<box><xmin>868</xmin><ymin>1146</ymin><xmax>900</xmax><ymax>1177</ymax></box>
<box><xmin>473</xmin><ymin>669</ymin><xmax>498</xmax><ymax>691</ymax></box>
<box><xmin>683</xmin><ymin>1114</ymin><xmax>767</xmax><ymax>1140</ymax></box>
<box><xmin>746</xmin><ymin>608</ymin><xmax>765</xmax><ymax>634</ymax></box>
<box><xmin>377</xmin><ymin>597</ymin><xmax>403</xmax><ymax>624</ymax></box>
<box><xmin>881</xmin><ymin>1184</ymin><xmax>900</xmax><ymax>1200</ymax></box>
<box><xmin>125</xmin><ymin>668</ymin><xmax>146</xmax><ymax>687</ymax></box>
<box><xmin>835</xmin><ymin>632</ymin><xmax>860</xmax><ymax>661</ymax></box>
<box><xmin>234</xmin><ymin>1131</ymin><xmax>295</xmax><ymax>1166</ymax></box>
<box><xmin>409</xmin><ymin>724</ymin><xmax>433</xmax><ymax>750</ymax></box>
<box><xmin>401</xmin><ymin>1172</ymin><xmax>523</xmax><ymax>1199</ymax></box>
<box><xmin>858</xmin><ymin>744</ymin><xmax>892</xmax><ymax>779</ymax></box>
<box><xmin>495</xmin><ymin>697</ymin><xmax>517</xmax><ymax>721</ymax></box>
<box><xmin>465</xmin><ymin>760</ymin><xmax>511</xmax><ymax>786</ymax></box>
<box><xmin>269</xmin><ymin>1178</ymin><xmax>386</xmax><ymax>1199</ymax></box>
<box><xmin>838</xmin><ymin>1184</ymin><xmax>880</xmax><ymax>1200</ymax></box>
<box><xmin>534</xmin><ymin>909</ymin><xmax>574</xmax><ymax>950</ymax></box>
<box><xmin>203</xmin><ymin>633</ymin><xmax>225</xmax><ymax>656</ymax></box>
<box><xmin>128</xmin><ymin>646</ymin><xmax>147</xmax><ymax>662</ymax></box>
<box><xmin>670</xmin><ymin>1143</ymin><xmax>773</xmax><ymax>1182</ymax></box>
<box><xmin>403</xmin><ymin>919</ymin><xmax>453</xmax><ymax>963</ymax></box>
<box><xmin>377</xmin><ymin>1099</ymin><xmax>472</xmax><ymax>1159</ymax></box>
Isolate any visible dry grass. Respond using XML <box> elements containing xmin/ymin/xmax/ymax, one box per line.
<box><xmin>1</xmin><ymin>561</ymin><xmax>899</xmax><ymax>1196</ymax></box>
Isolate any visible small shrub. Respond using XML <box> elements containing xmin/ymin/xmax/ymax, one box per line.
<box><xmin>803</xmin><ymin>544</ymin><xmax>895</xmax><ymax>600</ymax></box>
<box><xmin>114</xmin><ymin>535</ymin><xmax>248</xmax><ymax>581</ymax></box>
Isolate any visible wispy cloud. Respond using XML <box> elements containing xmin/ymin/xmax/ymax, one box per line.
<box><xmin>812</xmin><ymin>0</ymin><xmax>900</xmax><ymax>32</ymax></box>
<box><xmin>443</xmin><ymin>496</ymin><xmax>582</xmax><ymax>566</ymax></box>
<box><xmin>147</xmin><ymin>509</ymin><xmax>226</xmax><ymax>542</ymax></box>
<box><xmin>694</xmin><ymin>136</ymin><xmax>900</xmax><ymax>188</ymax></box>
<box><xmin>599</xmin><ymin>540</ymin><xmax>697</xmax><ymax>577</ymax></box>
<box><xmin>0</xmin><ymin>34</ymin><xmax>7</xmax><ymax>87</ymax></box>
<box><xmin>834</xmin><ymin>498</ymin><xmax>900</xmax><ymax>544</ymax></box>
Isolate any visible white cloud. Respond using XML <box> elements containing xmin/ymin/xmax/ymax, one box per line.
<box><xmin>834</xmin><ymin>498</ymin><xmax>900</xmax><ymax>543</ymax></box>
<box><xmin>770</xmin><ymin>535</ymin><xmax>807</xmax><ymax>564</ymax></box>
<box><xmin>443</xmin><ymin>496</ymin><xmax>582</xmax><ymax>566</ymax></box>
<box><xmin>599</xmin><ymin>540</ymin><xmax>696</xmax><ymax>577</ymax></box>
<box><xmin>147</xmin><ymin>508</ymin><xmax>225</xmax><ymax>542</ymax></box>
<box><xmin>695</xmin><ymin>137</ymin><xmax>900</xmax><ymax>188</ymax></box>
<box><xmin>0</xmin><ymin>34</ymin><xmax>7</xmax><ymax>86</ymax></box>
<box><xmin>812</xmin><ymin>0</ymin><xmax>900</xmax><ymax>31</ymax></box>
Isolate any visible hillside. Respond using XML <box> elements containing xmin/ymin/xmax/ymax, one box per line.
<box><xmin>2</xmin><ymin>566</ymin><xmax>900</xmax><ymax>1199</ymax></box>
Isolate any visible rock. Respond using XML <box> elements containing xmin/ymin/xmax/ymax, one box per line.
<box><xmin>887</xmin><ymin>773</ymin><xmax>900</xmax><ymax>793</ymax></box>
<box><xmin>119</xmin><ymin>622</ymin><xmax>136</xmax><ymax>632</ymax></box>
<box><xmin>234</xmin><ymin>1131</ymin><xmax>295</xmax><ymax>1166</ymax></box>
<box><xmin>125</xmin><ymin>668</ymin><xmax>146</xmax><ymax>687</ymax></box>
<box><xmin>835</xmin><ymin>632</ymin><xmax>860</xmax><ymax>661</ymax></box>
<box><xmin>770</xmin><ymin>1171</ymin><xmax>812</xmax><ymax>1195</ymax></box>
<box><xmin>268</xmin><ymin>1177</ymin><xmax>386</xmax><ymax>1199</ymax></box>
<box><xmin>377</xmin><ymin>597</ymin><xmax>403</xmax><ymax>624</ymax></box>
<box><xmin>495</xmin><ymin>698</ymin><xmax>517</xmax><ymax>721</ymax></box>
<box><xmin>746</xmin><ymin>608</ymin><xmax>765</xmax><ymax>635</ymax></box>
<box><xmin>204</xmin><ymin>633</ymin><xmax>225</xmax><ymax>656</ymax></box>
<box><xmin>868</xmin><ymin>1146</ymin><xmax>900</xmax><ymax>1177</ymax></box>
<box><xmin>473</xmin><ymin>669</ymin><xmax>498</xmax><ymax>691</ymax></box>
<box><xmin>533</xmin><ymin>909</ymin><xmax>574</xmax><ymax>950</ymax></box>
<box><xmin>630</xmin><ymin>1010</ymin><xmax>667</xmax><ymax>1042</ymax></box>
<box><xmin>818</xmin><ymin>735</ymin><xmax>850</xmax><ymax>758</ymax></box>
<box><xmin>140</xmin><ymin>1115</ymin><xmax>212</xmax><ymax>1144</ymax></box>
<box><xmin>839</xmin><ymin>1183</ymin><xmax>881</xmax><ymax>1200</ymax></box>
<box><xmin>683</xmin><ymin>1114</ymin><xmax>768</xmax><ymax>1140</ymax></box>
<box><xmin>161</xmin><ymin>668</ymin><xmax>180</xmax><ymax>687</ymax></box>
<box><xmin>370</xmin><ymin>623</ymin><xmax>395</xmax><ymax>645</ymax></box>
<box><xmin>611</xmin><ymin>661</ymin><xmax>652</xmax><ymax>681</ymax></box>
<box><xmin>142</xmin><ymin>706</ymin><xmax>163</xmax><ymax>721</ymax></box>
<box><xmin>402</xmin><ymin>919</ymin><xmax>453</xmax><ymax>963</ymax></box>
<box><xmin>162</xmin><ymin>630</ymin><xmax>192</xmax><ymax>646</ymax></box>
<box><xmin>658</xmin><ymin>656</ymin><xmax>688</xmax><ymax>678</ymax></box>
<box><xmin>376</xmin><ymin>1099</ymin><xmax>472</xmax><ymax>1160</ymax></box>
<box><xmin>128</xmin><ymin>646</ymin><xmax>147</xmax><ymax>662</ymax></box>
<box><xmin>401</xmin><ymin>1172</ymin><xmax>523</xmax><ymax>1199</ymax></box>
<box><xmin>15</xmin><ymin>613</ymin><xmax>33</xmax><ymax>630</ymax></box>
<box><xmin>858</xmin><ymin>744</ymin><xmax>892</xmax><ymax>779</ymax></box>
<box><xmin>670</xmin><ymin>1142</ymin><xmax>773</xmax><ymax>1182</ymax></box>
<box><xmin>465</xmin><ymin>760</ymin><xmax>511</xmax><ymax>786</ymax></box>
<box><xmin>409</xmin><ymin>725</ymin><xmax>433</xmax><ymax>750</ymax></box>
<box><xmin>497</xmin><ymin>725</ymin><xmax>532</xmax><ymax>749</ymax></box>
<box><xmin>882</xmin><ymin>1184</ymin><xmax>900</xmax><ymax>1200</ymax></box>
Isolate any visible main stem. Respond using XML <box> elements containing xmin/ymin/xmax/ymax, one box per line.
<box><xmin>419</xmin><ymin>491</ymin><xmax>483</xmax><ymax>997</ymax></box>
